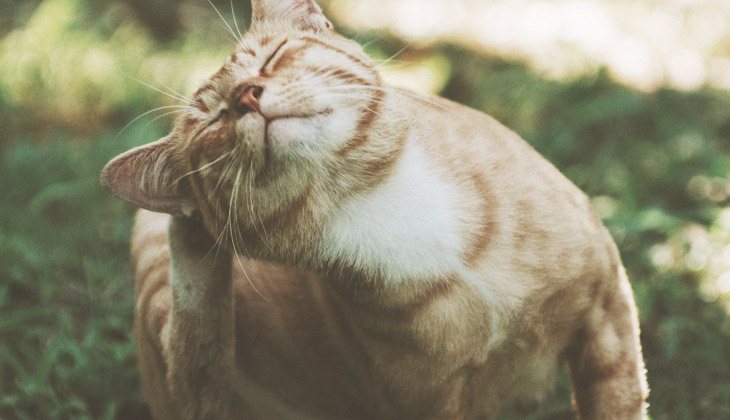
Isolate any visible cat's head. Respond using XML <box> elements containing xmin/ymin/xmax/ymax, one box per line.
<box><xmin>102</xmin><ymin>0</ymin><xmax>395</xmax><ymax>241</ymax></box>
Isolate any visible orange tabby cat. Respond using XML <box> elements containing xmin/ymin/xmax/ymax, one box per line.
<box><xmin>101</xmin><ymin>0</ymin><xmax>649</xmax><ymax>418</ymax></box>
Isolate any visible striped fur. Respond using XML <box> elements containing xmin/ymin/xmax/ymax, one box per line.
<box><xmin>103</xmin><ymin>1</ymin><xmax>648</xmax><ymax>418</ymax></box>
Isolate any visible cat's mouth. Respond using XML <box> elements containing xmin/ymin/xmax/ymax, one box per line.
<box><xmin>263</xmin><ymin>107</ymin><xmax>334</xmax><ymax>125</ymax></box>
<box><xmin>261</xmin><ymin>107</ymin><xmax>334</xmax><ymax>146</ymax></box>
<box><xmin>252</xmin><ymin>107</ymin><xmax>334</xmax><ymax>181</ymax></box>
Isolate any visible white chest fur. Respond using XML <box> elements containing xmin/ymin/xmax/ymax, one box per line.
<box><xmin>319</xmin><ymin>139</ymin><xmax>466</xmax><ymax>283</ymax></box>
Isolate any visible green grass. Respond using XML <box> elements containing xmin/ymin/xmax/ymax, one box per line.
<box><xmin>0</xmin><ymin>126</ymin><xmax>166</xmax><ymax>419</ymax></box>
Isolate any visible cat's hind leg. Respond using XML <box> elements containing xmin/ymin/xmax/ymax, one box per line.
<box><xmin>566</xmin><ymin>268</ymin><xmax>649</xmax><ymax>420</ymax></box>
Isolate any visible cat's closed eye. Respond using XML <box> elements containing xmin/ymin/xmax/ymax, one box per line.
<box><xmin>261</xmin><ymin>39</ymin><xmax>290</xmax><ymax>74</ymax></box>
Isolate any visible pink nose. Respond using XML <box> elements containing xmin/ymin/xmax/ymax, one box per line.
<box><xmin>235</xmin><ymin>84</ymin><xmax>264</xmax><ymax>114</ymax></box>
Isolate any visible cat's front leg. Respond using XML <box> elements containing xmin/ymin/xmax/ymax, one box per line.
<box><xmin>567</xmin><ymin>268</ymin><xmax>649</xmax><ymax>419</ymax></box>
<box><xmin>164</xmin><ymin>216</ymin><xmax>235</xmax><ymax>420</ymax></box>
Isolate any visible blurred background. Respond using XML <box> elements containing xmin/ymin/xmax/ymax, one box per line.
<box><xmin>1</xmin><ymin>0</ymin><xmax>729</xmax><ymax>418</ymax></box>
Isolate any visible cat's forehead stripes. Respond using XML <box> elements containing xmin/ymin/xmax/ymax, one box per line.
<box><xmin>301</xmin><ymin>36</ymin><xmax>373</xmax><ymax>71</ymax></box>
<box><xmin>279</xmin><ymin>39</ymin><xmax>379</xmax><ymax>94</ymax></box>
<box><xmin>325</xmin><ymin>67</ymin><xmax>374</xmax><ymax>88</ymax></box>
<box><xmin>255</xmin><ymin>36</ymin><xmax>374</xmax><ymax>80</ymax></box>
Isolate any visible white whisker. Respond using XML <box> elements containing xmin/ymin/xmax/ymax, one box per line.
<box><xmin>360</xmin><ymin>39</ymin><xmax>379</xmax><ymax>51</ymax></box>
<box><xmin>157</xmin><ymin>81</ymin><xmax>195</xmax><ymax>104</ymax></box>
<box><xmin>208</xmin><ymin>0</ymin><xmax>241</xmax><ymax>43</ymax></box>
<box><xmin>230</xmin><ymin>166</ymin><xmax>270</xmax><ymax>301</ymax></box>
<box><xmin>115</xmin><ymin>106</ymin><xmax>191</xmax><ymax>140</ymax></box>
<box><xmin>132</xmin><ymin>77</ymin><xmax>194</xmax><ymax>105</ymax></box>
<box><xmin>245</xmin><ymin>161</ymin><xmax>274</xmax><ymax>253</ymax></box>
<box><xmin>173</xmin><ymin>150</ymin><xmax>235</xmax><ymax>187</ymax></box>
<box><xmin>230</xmin><ymin>0</ymin><xmax>245</xmax><ymax>40</ymax></box>
<box><xmin>375</xmin><ymin>42</ymin><xmax>413</xmax><ymax>69</ymax></box>
<box><xmin>146</xmin><ymin>110</ymin><xmax>186</xmax><ymax>126</ymax></box>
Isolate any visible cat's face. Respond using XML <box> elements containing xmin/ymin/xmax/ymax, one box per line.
<box><xmin>181</xmin><ymin>9</ymin><xmax>379</xmax><ymax>174</ymax></box>
<box><xmin>102</xmin><ymin>0</ymin><xmax>387</xmax><ymax>234</ymax></box>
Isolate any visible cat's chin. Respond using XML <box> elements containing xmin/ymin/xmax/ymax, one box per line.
<box><xmin>267</xmin><ymin>117</ymin><xmax>309</xmax><ymax>151</ymax></box>
<box><xmin>266</xmin><ymin>110</ymin><xmax>349</xmax><ymax>160</ymax></box>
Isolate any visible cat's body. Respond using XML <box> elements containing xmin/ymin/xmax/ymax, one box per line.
<box><xmin>104</xmin><ymin>1</ymin><xmax>648</xmax><ymax>418</ymax></box>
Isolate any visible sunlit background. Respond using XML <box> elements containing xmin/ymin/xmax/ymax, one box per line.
<box><xmin>1</xmin><ymin>0</ymin><xmax>729</xmax><ymax>418</ymax></box>
<box><xmin>333</xmin><ymin>0</ymin><xmax>730</xmax><ymax>93</ymax></box>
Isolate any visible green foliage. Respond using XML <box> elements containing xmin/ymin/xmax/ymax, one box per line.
<box><xmin>1</xmin><ymin>1</ymin><xmax>730</xmax><ymax>419</ymax></box>
<box><xmin>0</xmin><ymin>126</ymin><xmax>164</xmax><ymax>419</ymax></box>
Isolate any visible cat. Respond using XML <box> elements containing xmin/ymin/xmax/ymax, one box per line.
<box><xmin>101</xmin><ymin>0</ymin><xmax>649</xmax><ymax>418</ymax></box>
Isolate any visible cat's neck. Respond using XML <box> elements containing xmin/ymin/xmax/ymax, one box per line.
<box><xmin>316</xmin><ymin>135</ymin><xmax>470</xmax><ymax>286</ymax></box>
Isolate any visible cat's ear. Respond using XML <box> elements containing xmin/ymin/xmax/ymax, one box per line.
<box><xmin>101</xmin><ymin>137</ymin><xmax>196</xmax><ymax>217</ymax></box>
<box><xmin>251</xmin><ymin>0</ymin><xmax>334</xmax><ymax>32</ymax></box>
